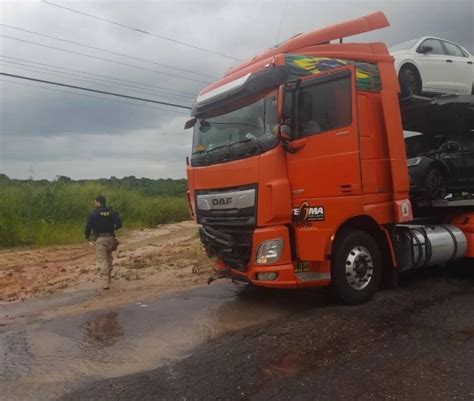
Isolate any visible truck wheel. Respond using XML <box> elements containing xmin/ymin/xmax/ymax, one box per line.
<box><xmin>331</xmin><ymin>230</ymin><xmax>381</xmax><ymax>305</ymax></box>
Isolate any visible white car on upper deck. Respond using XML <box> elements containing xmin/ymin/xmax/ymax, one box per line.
<box><xmin>390</xmin><ymin>37</ymin><xmax>473</xmax><ymax>97</ymax></box>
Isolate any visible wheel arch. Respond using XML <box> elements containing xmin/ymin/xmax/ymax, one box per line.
<box><xmin>428</xmin><ymin>159</ymin><xmax>450</xmax><ymax>177</ymax></box>
<box><xmin>331</xmin><ymin>215</ymin><xmax>397</xmax><ymax>286</ymax></box>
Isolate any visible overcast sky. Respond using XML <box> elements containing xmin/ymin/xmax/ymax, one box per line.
<box><xmin>0</xmin><ymin>0</ymin><xmax>472</xmax><ymax>180</ymax></box>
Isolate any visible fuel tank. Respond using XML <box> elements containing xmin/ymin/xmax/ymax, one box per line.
<box><xmin>395</xmin><ymin>224</ymin><xmax>467</xmax><ymax>270</ymax></box>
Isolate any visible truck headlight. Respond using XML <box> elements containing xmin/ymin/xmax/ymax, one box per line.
<box><xmin>256</xmin><ymin>238</ymin><xmax>283</xmax><ymax>265</ymax></box>
<box><xmin>407</xmin><ymin>157</ymin><xmax>422</xmax><ymax>167</ymax></box>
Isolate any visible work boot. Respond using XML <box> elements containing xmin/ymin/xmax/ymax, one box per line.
<box><xmin>103</xmin><ymin>270</ymin><xmax>112</xmax><ymax>290</ymax></box>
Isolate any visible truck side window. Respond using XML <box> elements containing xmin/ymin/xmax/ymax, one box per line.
<box><xmin>295</xmin><ymin>75</ymin><xmax>352</xmax><ymax>138</ymax></box>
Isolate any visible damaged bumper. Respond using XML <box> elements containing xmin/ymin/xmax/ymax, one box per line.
<box><xmin>201</xmin><ymin>224</ymin><xmax>331</xmax><ymax>288</ymax></box>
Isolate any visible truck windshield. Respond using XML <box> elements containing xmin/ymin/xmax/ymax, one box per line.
<box><xmin>191</xmin><ymin>95</ymin><xmax>278</xmax><ymax>166</ymax></box>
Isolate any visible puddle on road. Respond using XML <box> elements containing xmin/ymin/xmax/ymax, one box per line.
<box><xmin>0</xmin><ymin>283</ymin><xmax>328</xmax><ymax>401</ymax></box>
<box><xmin>263</xmin><ymin>352</ymin><xmax>302</xmax><ymax>378</ymax></box>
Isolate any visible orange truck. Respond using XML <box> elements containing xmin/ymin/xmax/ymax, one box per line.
<box><xmin>185</xmin><ymin>12</ymin><xmax>474</xmax><ymax>304</ymax></box>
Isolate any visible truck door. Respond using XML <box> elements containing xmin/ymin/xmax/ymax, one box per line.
<box><xmin>284</xmin><ymin>67</ymin><xmax>361</xmax><ymax>199</ymax></box>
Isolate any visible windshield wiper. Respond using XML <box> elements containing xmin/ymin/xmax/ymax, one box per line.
<box><xmin>194</xmin><ymin>138</ymin><xmax>263</xmax><ymax>160</ymax></box>
<box><xmin>229</xmin><ymin>138</ymin><xmax>263</xmax><ymax>152</ymax></box>
<box><xmin>200</xmin><ymin>121</ymin><xmax>261</xmax><ymax>130</ymax></box>
<box><xmin>193</xmin><ymin>143</ymin><xmax>232</xmax><ymax>157</ymax></box>
<box><xmin>203</xmin><ymin>138</ymin><xmax>261</xmax><ymax>153</ymax></box>
<box><xmin>206</xmin><ymin>144</ymin><xmax>233</xmax><ymax>154</ymax></box>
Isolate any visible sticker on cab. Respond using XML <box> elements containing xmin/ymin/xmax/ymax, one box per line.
<box><xmin>292</xmin><ymin>202</ymin><xmax>325</xmax><ymax>222</ymax></box>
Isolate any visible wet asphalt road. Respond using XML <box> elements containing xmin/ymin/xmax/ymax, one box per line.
<box><xmin>60</xmin><ymin>266</ymin><xmax>474</xmax><ymax>401</ymax></box>
<box><xmin>1</xmin><ymin>266</ymin><xmax>473</xmax><ymax>401</ymax></box>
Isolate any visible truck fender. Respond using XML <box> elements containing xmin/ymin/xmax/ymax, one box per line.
<box><xmin>328</xmin><ymin>215</ymin><xmax>398</xmax><ymax>284</ymax></box>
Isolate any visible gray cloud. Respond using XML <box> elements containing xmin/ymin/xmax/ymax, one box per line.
<box><xmin>0</xmin><ymin>116</ymin><xmax>189</xmax><ymax>179</ymax></box>
<box><xmin>0</xmin><ymin>79</ymin><xmax>187</xmax><ymax>136</ymax></box>
<box><xmin>0</xmin><ymin>0</ymin><xmax>472</xmax><ymax>179</ymax></box>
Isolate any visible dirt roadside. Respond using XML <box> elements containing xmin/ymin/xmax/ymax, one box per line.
<box><xmin>0</xmin><ymin>221</ymin><xmax>214</xmax><ymax>310</ymax></box>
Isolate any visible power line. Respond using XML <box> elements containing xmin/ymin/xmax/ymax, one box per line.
<box><xmin>0</xmin><ymin>55</ymin><xmax>197</xmax><ymax>97</ymax></box>
<box><xmin>0</xmin><ymin>35</ymin><xmax>212</xmax><ymax>85</ymax></box>
<box><xmin>0</xmin><ymin>60</ymin><xmax>195</xmax><ymax>102</ymax></box>
<box><xmin>0</xmin><ymin>79</ymin><xmax>188</xmax><ymax>114</ymax></box>
<box><xmin>0</xmin><ymin>60</ymin><xmax>195</xmax><ymax>101</ymax></box>
<box><xmin>0</xmin><ymin>23</ymin><xmax>219</xmax><ymax>80</ymax></box>
<box><xmin>0</xmin><ymin>72</ymin><xmax>192</xmax><ymax>110</ymax></box>
<box><xmin>276</xmin><ymin>0</ymin><xmax>289</xmax><ymax>44</ymax></box>
<box><xmin>41</xmin><ymin>0</ymin><xmax>241</xmax><ymax>62</ymax></box>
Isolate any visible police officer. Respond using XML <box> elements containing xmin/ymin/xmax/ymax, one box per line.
<box><xmin>85</xmin><ymin>195</ymin><xmax>122</xmax><ymax>290</ymax></box>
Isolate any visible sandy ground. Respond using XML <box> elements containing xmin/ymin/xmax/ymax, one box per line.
<box><xmin>0</xmin><ymin>221</ymin><xmax>215</xmax><ymax>308</ymax></box>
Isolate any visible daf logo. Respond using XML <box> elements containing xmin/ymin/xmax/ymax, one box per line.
<box><xmin>212</xmin><ymin>197</ymin><xmax>233</xmax><ymax>206</ymax></box>
<box><xmin>196</xmin><ymin>189</ymin><xmax>255</xmax><ymax>211</ymax></box>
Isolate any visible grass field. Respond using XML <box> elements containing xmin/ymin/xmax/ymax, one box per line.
<box><xmin>0</xmin><ymin>179</ymin><xmax>189</xmax><ymax>248</ymax></box>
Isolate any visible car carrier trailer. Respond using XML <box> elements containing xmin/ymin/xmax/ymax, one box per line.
<box><xmin>185</xmin><ymin>11</ymin><xmax>474</xmax><ymax>304</ymax></box>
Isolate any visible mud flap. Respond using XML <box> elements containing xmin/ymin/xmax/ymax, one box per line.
<box><xmin>207</xmin><ymin>268</ymin><xmax>230</xmax><ymax>285</ymax></box>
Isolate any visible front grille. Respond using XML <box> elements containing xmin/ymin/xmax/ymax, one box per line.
<box><xmin>200</xmin><ymin>226</ymin><xmax>252</xmax><ymax>270</ymax></box>
<box><xmin>198</xmin><ymin>208</ymin><xmax>255</xmax><ymax>227</ymax></box>
<box><xmin>196</xmin><ymin>184</ymin><xmax>257</xmax><ymax>270</ymax></box>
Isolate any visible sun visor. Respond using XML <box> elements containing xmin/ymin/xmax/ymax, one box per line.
<box><xmin>192</xmin><ymin>65</ymin><xmax>290</xmax><ymax>119</ymax></box>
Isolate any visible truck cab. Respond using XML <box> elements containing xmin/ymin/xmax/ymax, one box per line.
<box><xmin>185</xmin><ymin>12</ymin><xmax>474</xmax><ymax>304</ymax></box>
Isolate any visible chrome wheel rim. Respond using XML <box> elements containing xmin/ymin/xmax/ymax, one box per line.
<box><xmin>345</xmin><ymin>246</ymin><xmax>374</xmax><ymax>290</ymax></box>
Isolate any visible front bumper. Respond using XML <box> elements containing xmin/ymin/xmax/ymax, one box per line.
<box><xmin>225</xmin><ymin>262</ymin><xmax>331</xmax><ymax>288</ymax></box>
<box><xmin>204</xmin><ymin>224</ymin><xmax>332</xmax><ymax>288</ymax></box>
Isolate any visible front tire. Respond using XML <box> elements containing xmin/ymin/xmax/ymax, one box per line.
<box><xmin>399</xmin><ymin>66</ymin><xmax>421</xmax><ymax>97</ymax></box>
<box><xmin>425</xmin><ymin>167</ymin><xmax>447</xmax><ymax>201</ymax></box>
<box><xmin>331</xmin><ymin>230</ymin><xmax>381</xmax><ymax>305</ymax></box>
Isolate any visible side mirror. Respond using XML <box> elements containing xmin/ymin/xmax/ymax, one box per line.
<box><xmin>279</xmin><ymin>124</ymin><xmax>292</xmax><ymax>140</ymax></box>
<box><xmin>184</xmin><ymin>117</ymin><xmax>196</xmax><ymax>130</ymax></box>
<box><xmin>278</xmin><ymin>124</ymin><xmax>307</xmax><ymax>153</ymax></box>
<box><xmin>418</xmin><ymin>45</ymin><xmax>433</xmax><ymax>54</ymax></box>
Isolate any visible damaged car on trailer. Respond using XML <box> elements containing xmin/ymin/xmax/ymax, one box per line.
<box><xmin>405</xmin><ymin>130</ymin><xmax>462</xmax><ymax>200</ymax></box>
<box><xmin>402</xmin><ymin>96</ymin><xmax>474</xmax><ymax>201</ymax></box>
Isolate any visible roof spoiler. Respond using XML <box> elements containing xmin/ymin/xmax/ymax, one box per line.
<box><xmin>226</xmin><ymin>11</ymin><xmax>389</xmax><ymax>77</ymax></box>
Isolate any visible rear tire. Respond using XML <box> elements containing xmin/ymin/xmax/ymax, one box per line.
<box><xmin>399</xmin><ymin>66</ymin><xmax>421</xmax><ymax>97</ymax></box>
<box><xmin>331</xmin><ymin>230</ymin><xmax>382</xmax><ymax>305</ymax></box>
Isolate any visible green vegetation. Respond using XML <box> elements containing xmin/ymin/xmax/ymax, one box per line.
<box><xmin>0</xmin><ymin>175</ymin><xmax>189</xmax><ymax>248</ymax></box>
